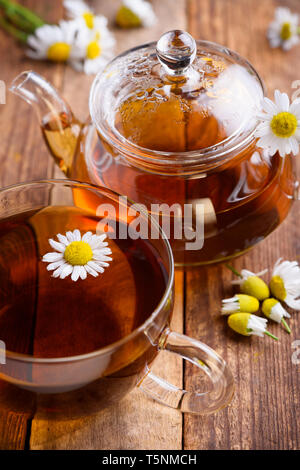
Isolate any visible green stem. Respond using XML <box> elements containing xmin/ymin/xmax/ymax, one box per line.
<box><xmin>0</xmin><ymin>0</ymin><xmax>44</xmax><ymax>33</ymax></box>
<box><xmin>281</xmin><ymin>318</ymin><xmax>291</xmax><ymax>334</ymax></box>
<box><xmin>0</xmin><ymin>15</ymin><xmax>28</xmax><ymax>42</ymax></box>
<box><xmin>264</xmin><ymin>330</ymin><xmax>279</xmax><ymax>341</ymax></box>
<box><xmin>226</xmin><ymin>264</ymin><xmax>242</xmax><ymax>278</ymax></box>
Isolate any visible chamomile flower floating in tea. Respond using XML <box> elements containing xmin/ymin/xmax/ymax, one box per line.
<box><xmin>26</xmin><ymin>20</ymin><xmax>81</xmax><ymax>62</ymax></box>
<box><xmin>228</xmin><ymin>313</ymin><xmax>278</xmax><ymax>340</ymax></box>
<box><xmin>221</xmin><ymin>294</ymin><xmax>259</xmax><ymax>315</ymax></box>
<box><xmin>116</xmin><ymin>0</ymin><xmax>156</xmax><ymax>28</ymax></box>
<box><xmin>255</xmin><ymin>90</ymin><xmax>300</xmax><ymax>157</ymax></box>
<box><xmin>42</xmin><ymin>229</ymin><xmax>112</xmax><ymax>281</ymax></box>
<box><xmin>231</xmin><ymin>269</ymin><xmax>269</xmax><ymax>301</ymax></box>
<box><xmin>269</xmin><ymin>258</ymin><xmax>300</xmax><ymax>309</ymax></box>
<box><xmin>262</xmin><ymin>298</ymin><xmax>291</xmax><ymax>333</ymax></box>
<box><xmin>267</xmin><ymin>7</ymin><xmax>300</xmax><ymax>51</ymax></box>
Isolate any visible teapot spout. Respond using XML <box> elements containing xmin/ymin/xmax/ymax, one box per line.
<box><xmin>10</xmin><ymin>70</ymin><xmax>81</xmax><ymax>176</ymax></box>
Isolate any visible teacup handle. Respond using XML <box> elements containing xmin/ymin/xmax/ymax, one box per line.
<box><xmin>139</xmin><ymin>328</ymin><xmax>234</xmax><ymax>414</ymax></box>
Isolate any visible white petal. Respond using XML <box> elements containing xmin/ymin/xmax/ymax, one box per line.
<box><xmin>60</xmin><ymin>264</ymin><xmax>73</xmax><ymax>279</ymax></box>
<box><xmin>46</xmin><ymin>260</ymin><xmax>65</xmax><ymax>271</ymax></box>
<box><xmin>73</xmin><ymin>229</ymin><xmax>81</xmax><ymax>241</ymax></box>
<box><xmin>79</xmin><ymin>266</ymin><xmax>87</xmax><ymax>280</ymax></box>
<box><xmin>66</xmin><ymin>231</ymin><xmax>75</xmax><ymax>242</ymax></box>
<box><xmin>261</xmin><ymin>97</ymin><xmax>278</xmax><ymax>115</ymax></box>
<box><xmin>93</xmin><ymin>248</ymin><xmax>112</xmax><ymax>256</ymax></box>
<box><xmin>52</xmin><ymin>263</ymin><xmax>67</xmax><ymax>278</ymax></box>
<box><xmin>49</xmin><ymin>239</ymin><xmax>66</xmax><ymax>252</ymax></box>
<box><xmin>87</xmin><ymin>261</ymin><xmax>105</xmax><ymax>273</ymax></box>
<box><xmin>275</xmin><ymin>90</ymin><xmax>290</xmax><ymax>111</ymax></box>
<box><xmin>82</xmin><ymin>231</ymin><xmax>93</xmax><ymax>242</ymax></box>
<box><xmin>93</xmin><ymin>260</ymin><xmax>110</xmax><ymax>268</ymax></box>
<box><xmin>290</xmin><ymin>137</ymin><xmax>299</xmax><ymax>155</ymax></box>
<box><xmin>71</xmin><ymin>265</ymin><xmax>81</xmax><ymax>282</ymax></box>
<box><xmin>42</xmin><ymin>252</ymin><xmax>63</xmax><ymax>262</ymax></box>
<box><xmin>289</xmin><ymin>99</ymin><xmax>300</xmax><ymax>116</ymax></box>
<box><xmin>57</xmin><ymin>233</ymin><xmax>69</xmax><ymax>246</ymax></box>
<box><xmin>85</xmin><ymin>264</ymin><xmax>99</xmax><ymax>277</ymax></box>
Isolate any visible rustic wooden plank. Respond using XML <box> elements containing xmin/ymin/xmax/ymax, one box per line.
<box><xmin>0</xmin><ymin>0</ymin><xmax>64</xmax><ymax>450</ymax></box>
<box><xmin>29</xmin><ymin>0</ymin><xmax>187</xmax><ymax>450</ymax></box>
<box><xmin>185</xmin><ymin>0</ymin><xmax>300</xmax><ymax>450</ymax></box>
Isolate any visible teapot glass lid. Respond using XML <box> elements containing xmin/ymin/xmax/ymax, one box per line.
<box><xmin>90</xmin><ymin>30</ymin><xmax>264</xmax><ymax>156</ymax></box>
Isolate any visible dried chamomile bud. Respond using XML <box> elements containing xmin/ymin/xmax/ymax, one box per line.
<box><xmin>228</xmin><ymin>313</ymin><xmax>278</xmax><ymax>340</ymax></box>
<box><xmin>222</xmin><ymin>294</ymin><xmax>259</xmax><ymax>315</ymax></box>
<box><xmin>232</xmin><ymin>269</ymin><xmax>269</xmax><ymax>300</ymax></box>
<box><xmin>262</xmin><ymin>298</ymin><xmax>291</xmax><ymax>333</ymax></box>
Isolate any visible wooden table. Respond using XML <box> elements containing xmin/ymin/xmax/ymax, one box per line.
<box><xmin>0</xmin><ymin>0</ymin><xmax>299</xmax><ymax>450</ymax></box>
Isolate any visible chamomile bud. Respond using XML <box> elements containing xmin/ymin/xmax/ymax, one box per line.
<box><xmin>228</xmin><ymin>313</ymin><xmax>278</xmax><ymax>340</ymax></box>
<box><xmin>221</xmin><ymin>294</ymin><xmax>259</xmax><ymax>315</ymax></box>
<box><xmin>232</xmin><ymin>269</ymin><xmax>269</xmax><ymax>300</ymax></box>
<box><xmin>270</xmin><ymin>258</ymin><xmax>300</xmax><ymax>310</ymax></box>
<box><xmin>262</xmin><ymin>298</ymin><xmax>291</xmax><ymax>333</ymax></box>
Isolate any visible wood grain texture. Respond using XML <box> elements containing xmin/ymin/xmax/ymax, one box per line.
<box><xmin>185</xmin><ymin>0</ymin><xmax>300</xmax><ymax>450</ymax></box>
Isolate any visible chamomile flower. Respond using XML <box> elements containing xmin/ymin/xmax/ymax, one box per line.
<box><xmin>116</xmin><ymin>0</ymin><xmax>156</xmax><ymax>28</ymax></box>
<box><xmin>228</xmin><ymin>313</ymin><xmax>278</xmax><ymax>340</ymax></box>
<box><xmin>26</xmin><ymin>20</ymin><xmax>81</xmax><ymax>62</ymax></box>
<box><xmin>255</xmin><ymin>90</ymin><xmax>300</xmax><ymax>157</ymax></box>
<box><xmin>42</xmin><ymin>229</ymin><xmax>112</xmax><ymax>282</ymax></box>
<box><xmin>71</xmin><ymin>27</ymin><xmax>115</xmax><ymax>74</ymax></box>
<box><xmin>262</xmin><ymin>298</ymin><xmax>291</xmax><ymax>333</ymax></box>
<box><xmin>267</xmin><ymin>7</ymin><xmax>299</xmax><ymax>51</ymax></box>
<box><xmin>64</xmin><ymin>0</ymin><xmax>111</xmax><ymax>38</ymax></box>
<box><xmin>64</xmin><ymin>0</ymin><xmax>95</xmax><ymax>30</ymax></box>
<box><xmin>231</xmin><ymin>269</ymin><xmax>269</xmax><ymax>301</ymax></box>
<box><xmin>221</xmin><ymin>294</ymin><xmax>259</xmax><ymax>315</ymax></box>
<box><xmin>270</xmin><ymin>258</ymin><xmax>300</xmax><ymax>309</ymax></box>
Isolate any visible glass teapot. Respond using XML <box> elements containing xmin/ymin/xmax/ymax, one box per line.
<box><xmin>10</xmin><ymin>30</ymin><xmax>296</xmax><ymax>266</ymax></box>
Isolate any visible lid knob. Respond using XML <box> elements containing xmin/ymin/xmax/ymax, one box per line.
<box><xmin>156</xmin><ymin>30</ymin><xmax>197</xmax><ymax>75</ymax></box>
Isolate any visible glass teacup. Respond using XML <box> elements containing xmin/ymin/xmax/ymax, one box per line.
<box><xmin>0</xmin><ymin>180</ymin><xmax>234</xmax><ymax>416</ymax></box>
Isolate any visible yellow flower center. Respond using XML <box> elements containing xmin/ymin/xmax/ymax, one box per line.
<box><xmin>270</xmin><ymin>112</ymin><xmax>298</xmax><ymax>138</ymax></box>
<box><xmin>83</xmin><ymin>12</ymin><xmax>94</xmax><ymax>29</ymax></box>
<box><xmin>64</xmin><ymin>241</ymin><xmax>93</xmax><ymax>266</ymax></box>
<box><xmin>87</xmin><ymin>40</ymin><xmax>101</xmax><ymax>59</ymax></box>
<box><xmin>47</xmin><ymin>42</ymin><xmax>71</xmax><ymax>62</ymax></box>
<box><xmin>269</xmin><ymin>275</ymin><xmax>287</xmax><ymax>301</ymax></box>
<box><xmin>280</xmin><ymin>22</ymin><xmax>292</xmax><ymax>41</ymax></box>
